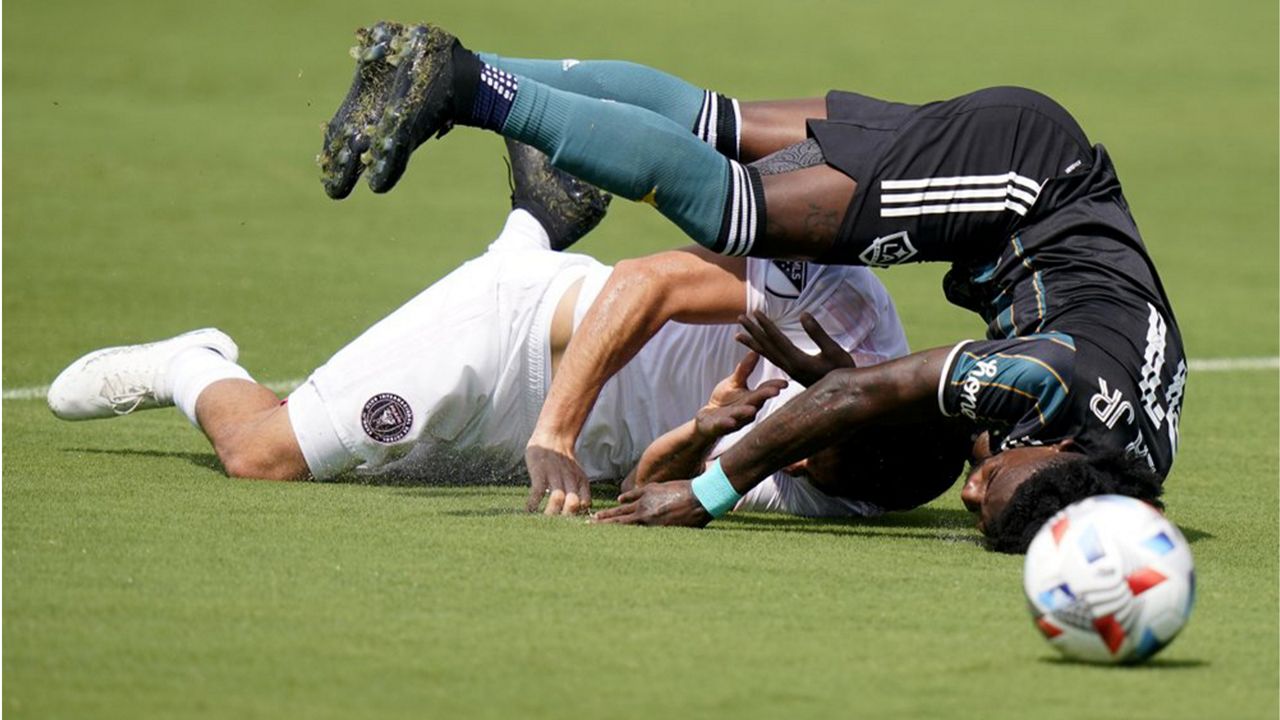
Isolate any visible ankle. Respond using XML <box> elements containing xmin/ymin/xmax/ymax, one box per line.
<box><xmin>452</xmin><ymin>45</ymin><xmax>520</xmax><ymax>131</ymax></box>
<box><xmin>450</xmin><ymin>42</ymin><xmax>482</xmax><ymax>122</ymax></box>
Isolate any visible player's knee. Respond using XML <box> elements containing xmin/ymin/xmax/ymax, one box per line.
<box><xmin>217</xmin><ymin>435</ymin><xmax>307</xmax><ymax>481</ymax></box>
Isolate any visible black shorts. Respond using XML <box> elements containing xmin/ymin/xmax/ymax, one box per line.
<box><xmin>807</xmin><ymin>86</ymin><xmax>1096</xmax><ymax>267</ymax></box>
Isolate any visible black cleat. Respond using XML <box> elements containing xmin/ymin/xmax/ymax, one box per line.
<box><xmin>505</xmin><ymin>139</ymin><xmax>611</xmax><ymax>251</ymax></box>
<box><xmin>366</xmin><ymin>24</ymin><xmax>460</xmax><ymax>194</ymax></box>
<box><xmin>319</xmin><ymin>21</ymin><xmax>406</xmax><ymax>200</ymax></box>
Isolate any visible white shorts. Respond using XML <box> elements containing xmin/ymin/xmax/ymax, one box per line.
<box><xmin>736</xmin><ymin>472</ymin><xmax>885</xmax><ymax>518</ymax></box>
<box><xmin>287</xmin><ymin>217</ymin><xmax>599</xmax><ymax>480</ymax></box>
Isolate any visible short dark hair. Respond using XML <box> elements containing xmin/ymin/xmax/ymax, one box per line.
<box><xmin>984</xmin><ymin>450</ymin><xmax>1165</xmax><ymax>554</ymax></box>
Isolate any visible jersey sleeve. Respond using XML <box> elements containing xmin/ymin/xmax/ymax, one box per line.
<box><xmin>938</xmin><ymin>332</ymin><xmax>1077</xmax><ymax>449</ymax></box>
<box><xmin>744</xmin><ymin>259</ymin><xmax>910</xmax><ymax>365</ymax></box>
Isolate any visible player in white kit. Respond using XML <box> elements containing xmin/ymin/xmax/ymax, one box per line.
<box><xmin>47</xmin><ymin>143</ymin><xmax>958</xmax><ymax>518</ymax></box>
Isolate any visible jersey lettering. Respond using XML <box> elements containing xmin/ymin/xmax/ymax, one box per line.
<box><xmin>1089</xmin><ymin>377</ymin><xmax>1135</xmax><ymax>429</ymax></box>
<box><xmin>958</xmin><ymin>358</ymin><xmax>999</xmax><ymax>420</ymax></box>
<box><xmin>1164</xmin><ymin>360</ymin><xmax>1187</xmax><ymax>457</ymax></box>
<box><xmin>1139</xmin><ymin>303</ymin><xmax>1168</xmax><ymax>428</ymax></box>
<box><xmin>1125</xmin><ymin>431</ymin><xmax>1157</xmax><ymax>472</ymax></box>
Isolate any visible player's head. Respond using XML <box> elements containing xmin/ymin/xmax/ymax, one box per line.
<box><xmin>966</xmin><ymin>445</ymin><xmax>1165</xmax><ymax>553</ymax></box>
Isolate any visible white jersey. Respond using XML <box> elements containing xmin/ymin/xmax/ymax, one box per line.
<box><xmin>287</xmin><ymin>211</ymin><xmax>909</xmax><ymax>516</ymax></box>
<box><xmin>572</xmin><ymin>258</ymin><xmax>908</xmax><ymax>481</ymax></box>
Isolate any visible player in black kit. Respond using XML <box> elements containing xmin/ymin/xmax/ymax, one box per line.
<box><xmin>320</xmin><ymin>26</ymin><xmax>1182</xmax><ymax>551</ymax></box>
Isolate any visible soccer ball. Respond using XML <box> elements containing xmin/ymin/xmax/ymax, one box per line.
<box><xmin>1023</xmin><ymin>494</ymin><xmax>1195</xmax><ymax>664</ymax></box>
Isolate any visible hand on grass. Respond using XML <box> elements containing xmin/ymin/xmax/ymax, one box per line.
<box><xmin>591</xmin><ymin>480</ymin><xmax>711</xmax><ymax>527</ymax></box>
<box><xmin>525</xmin><ymin>443</ymin><xmax>591</xmax><ymax>515</ymax></box>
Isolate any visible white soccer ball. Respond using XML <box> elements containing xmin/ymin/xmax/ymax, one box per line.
<box><xmin>1023</xmin><ymin>494</ymin><xmax>1195</xmax><ymax>664</ymax></box>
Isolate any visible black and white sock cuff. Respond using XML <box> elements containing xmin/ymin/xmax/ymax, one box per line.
<box><xmin>695</xmin><ymin>91</ymin><xmax>741</xmax><ymax>160</ymax></box>
<box><xmin>714</xmin><ymin>161</ymin><xmax>766</xmax><ymax>257</ymax></box>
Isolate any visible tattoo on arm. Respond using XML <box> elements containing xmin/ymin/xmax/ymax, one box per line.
<box><xmin>749</xmin><ymin>138</ymin><xmax>825</xmax><ymax>177</ymax></box>
<box><xmin>804</xmin><ymin>202</ymin><xmax>841</xmax><ymax>239</ymax></box>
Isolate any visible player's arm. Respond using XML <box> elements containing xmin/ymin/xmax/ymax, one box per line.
<box><xmin>621</xmin><ymin>351</ymin><xmax>788</xmax><ymax>492</ymax></box>
<box><xmin>593</xmin><ymin>345</ymin><xmax>954</xmax><ymax>526</ymax></box>
<box><xmin>527</xmin><ymin>246</ymin><xmax>748</xmax><ymax>515</ymax></box>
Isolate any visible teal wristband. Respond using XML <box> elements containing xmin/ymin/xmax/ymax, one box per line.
<box><xmin>690</xmin><ymin>459</ymin><xmax>742</xmax><ymax>519</ymax></box>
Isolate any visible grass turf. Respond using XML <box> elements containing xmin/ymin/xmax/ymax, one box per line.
<box><xmin>3</xmin><ymin>0</ymin><xmax>1277</xmax><ymax>717</ymax></box>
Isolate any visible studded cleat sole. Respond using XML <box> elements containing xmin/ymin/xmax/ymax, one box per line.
<box><xmin>365</xmin><ymin>24</ymin><xmax>459</xmax><ymax>194</ymax></box>
<box><xmin>505</xmin><ymin>139</ymin><xmax>611</xmax><ymax>251</ymax></box>
<box><xmin>319</xmin><ymin>21</ymin><xmax>406</xmax><ymax>200</ymax></box>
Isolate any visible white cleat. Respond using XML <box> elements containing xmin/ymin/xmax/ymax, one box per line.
<box><xmin>47</xmin><ymin>328</ymin><xmax>238</xmax><ymax>421</ymax></box>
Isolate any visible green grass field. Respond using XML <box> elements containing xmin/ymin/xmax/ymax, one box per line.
<box><xmin>4</xmin><ymin>0</ymin><xmax>1277</xmax><ymax>717</ymax></box>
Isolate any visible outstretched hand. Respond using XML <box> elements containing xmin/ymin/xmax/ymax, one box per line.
<box><xmin>736</xmin><ymin>311</ymin><xmax>855</xmax><ymax>387</ymax></box>
<box><xmin>525</xmin><ymin>444</ymin><xmax>591</xmax><ymax>515</ymax></box>
<box><xmin>695</xmin><ymin>351</ymin><xmax>788</xmax><ymax>439</ymax></box>
<box><xmin>591</xmin><ymin>480</ymin><xmax>712</xmax><ymax>527</ymax></box>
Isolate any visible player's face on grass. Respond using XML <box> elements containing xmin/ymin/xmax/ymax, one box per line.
<box><xmin>961</xmin><ymin>442</ymin><xmax>1075</xmax><ymax>532</ymax></box>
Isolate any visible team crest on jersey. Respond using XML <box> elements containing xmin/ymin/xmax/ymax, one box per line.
<box><xmin>765</xmin><ymin>261</ymin><xmax>809</xmax><ymax>298</ymax></box>
<box><xmin>361</xmin><ymin>393</ymin><xmax>413</xmax><ymax>443</ymax></box>
<box><xmin>859</xmin><ymin>231</ymin><xmax>917</xmax><ymax>267</ymax></box>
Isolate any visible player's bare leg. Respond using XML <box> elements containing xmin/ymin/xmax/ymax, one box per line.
<box><xmin>738</xmin><ymin>98</ymin><xmax>828</xmax><ymax>161</ymax></box>
<box><xmin>751</xmin><ymin>142</ymin><xmax>855</xmax><ymax>259</ymax></box>
<box><xmin>194</xmin><ymin>380</ymin><xmax>309</xmax><ymax>481</ymax></box>
<box><xmin>47</xmin><ymin>329</ymin><xmax>309</xmax><ymax>481</ymax></box>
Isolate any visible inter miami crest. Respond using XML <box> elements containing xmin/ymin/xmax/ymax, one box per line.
<box><xmin>361</xmin><ymin>393</ymin><xmax>413</xmax><ymax>443</ymax></box>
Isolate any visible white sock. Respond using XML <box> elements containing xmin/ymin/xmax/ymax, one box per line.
<box><xmin>487</xmin><ymin>208</ymin><xmax>552</xmax><ymax>252</ymax></box>
<box><xmin>169</xmin><ymin>347</ymin><xmax>253</xmax><ymax>427</ymax></box>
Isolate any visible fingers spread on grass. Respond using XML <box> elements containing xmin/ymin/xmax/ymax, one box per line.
<box><xmin>526</xmin><ymin>476</ymin><xmax>549</xmax><ymax>513</ymax></box>
<box><xmin>591</xmin><ymin>501</ymin><xmax>638</xmax><ymax>523</ymax></box>
<box><xmin>563</xmin><ymin>482</ymin><xmax>591</xmax><ymax>515</ymax></box>
<box><xmin>544</xmin><ymin>487</ymin><xmax>566</xmax><ymax>516</ymax></box>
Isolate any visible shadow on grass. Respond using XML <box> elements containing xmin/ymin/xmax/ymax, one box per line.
<box><xmin>1178</xmin><ymin>525</ymin><xmax>1214</xmax><ymax>544</ymax></box>
<box><xmin>58</xmin><ymin>446</ymin><xmax>1217</xmax><ymax>547</ymax></box>
<box><xmin>715</xmin><ymin>509</ymin><xmax>985</xmax><ymax>545</ymax></box>
<box><xmin>1038</xmin><ymin>655</ymin><xmax>1208</xmax><ymax>670</ymax></box>
<box><xmin>63</xmin><ymin>446</ymin><xmax>223</xmax><ymax>473</ymax></box>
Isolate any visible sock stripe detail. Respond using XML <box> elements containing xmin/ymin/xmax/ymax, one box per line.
<box><xmin>728</xmin><ymin>98</ymin><xmax>742</xmax><ymax>160</ymax></box>
<box><xmin>695</xmin><ymin>91</ymin><xmax>740</xmax><ymax>160</ymax></box>
<box><xmin>717</xmin><ymin>161</ymin><xmax>764</xmax><ymax>256</ymax></box>
<box><xmin>697</xmin><ymin>91</ymin><xmax>718</xmax><ymax>152</ymax></box>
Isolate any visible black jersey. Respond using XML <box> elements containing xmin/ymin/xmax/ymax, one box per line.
<box><xmin>807</xmin><ymin>87</ymin><xmax>1185</xmax><ymax>476</ymax></box>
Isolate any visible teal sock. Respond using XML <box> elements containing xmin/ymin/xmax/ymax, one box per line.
<box><xmin>500</xmin><ymin>75</ymin><xmax>762</xmax><ymax>254</ymax></box>
<box><xmin>478</xmin><ymin>54</ymin><xmax>703</xmax><ymax>127</ymax></box>
<box><xmin>479</xmin><ymin>53</ymin><xmax>740</xmax><ymax>159</ymax></box>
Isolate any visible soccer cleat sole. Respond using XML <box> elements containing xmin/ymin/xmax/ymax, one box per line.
<box><xmin>319</xmin><ymin>21</ymin><xmax>405</xmax><ymax>200</ymax></box>
<box><xmin>505</xmin><ymin>139</ymin><xmax>611</xmax><ymax>251</ymax></box>
<box><xmin>365</xmin><ymin>24</ymin><xmax>458</xmax><ymax>194</ymax></box>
